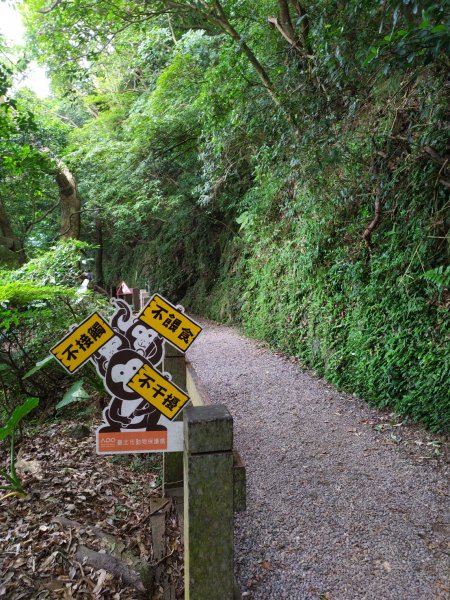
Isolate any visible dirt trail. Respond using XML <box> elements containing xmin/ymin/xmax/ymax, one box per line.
<box><xmin>187</xmin><ymin>319</ymin><xmax>449</xmax><ymax>600</ymax></box>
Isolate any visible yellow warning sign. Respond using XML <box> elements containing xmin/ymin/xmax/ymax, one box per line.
<box><xmin>128</xmin><ymin>363</ymin><xmax>190</xmax><ymax>420</ymax></box>
<box><xmin>139</xmin><ymin>294</ymin><xmax>202</xmax><ymax>353</ymax></box>
<box><xmin>51</xmin><ymin>312</ymin><xmax>114</xmax><ymax>374</ymax></box>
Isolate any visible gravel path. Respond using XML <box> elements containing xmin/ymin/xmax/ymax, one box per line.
<box><xmin>187</xmin><ymin>320</ymin><xmax>449</xmax><ymax>600</ymax></box>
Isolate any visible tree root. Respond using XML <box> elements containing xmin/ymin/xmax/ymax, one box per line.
<box><xmin>74</xmin><ymin>545</ymin><xmax>147</xmax><ymax>593</ymax></box>
<box><xmin>53</xmin><ymin>516</ymin><xmax>154</xmax><ymax>595</ymax></box>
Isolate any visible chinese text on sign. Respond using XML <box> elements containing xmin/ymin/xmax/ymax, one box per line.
<box><xmin>128</xmin><ymin>363</ymin><xmax>190</xmax><ymax>420</ymax></box>
<box><xmin>139</xmin><ymin>294</ymin><xmax>202</xmax><ymax>352</ymax></box>
<box><xmin>50</xmin><ymin>312</ymin><xmax>114</xmax><ymax>374</ymax></box>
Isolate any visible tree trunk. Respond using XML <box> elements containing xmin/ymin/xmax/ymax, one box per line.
<box><xmin>0</xmin><ymin>198</ymin><xmax>26</xmax><ymax>264</ymax></box>
<box><xmin>289</xmin><ymin>0</ymin><xmax>310</xmax><ymax>46</ymax></box>
<box><xmin>210</xmin><ymin>0</ymin><xmax>280</xmax><ymax>105</ymax></box>
<box><xmin>56</xmin><ymin>166</ymin><xmax>80</xmax><ymax>239</ymax></box>
<box><xmin>95</xmin><ymin>213</ymin><xmax>104</xmax><ymax>285</ymax></box>
<box><xmin>211</xmin><ymin>1</ymin><xmax>299</xmax><ymax>134</ymax></box>
<box><xmin>166</xmin><ymin>1</ymin><xmax>285</xmax><ymax>111</ymax></box>
<box><xmin>268</xmin><ymin>0</ymin><xmax>310</xmax><ymax>55</ymax></box>
<box><xmin>278</xmin><ymin>0</ymin><xmax>297</xmax><ymax>44</ymax></box>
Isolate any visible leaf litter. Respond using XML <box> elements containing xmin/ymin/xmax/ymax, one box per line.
<box><xmin>0</xmin><ymin>421</ymin><xmax>183</xmax><ymax>599</ymax></box>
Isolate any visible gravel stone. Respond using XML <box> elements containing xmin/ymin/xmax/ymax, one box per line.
<box><xmin>187</xmin><ymin>319</ymin><xmax>449</xmax><ymax>600</ymax></box>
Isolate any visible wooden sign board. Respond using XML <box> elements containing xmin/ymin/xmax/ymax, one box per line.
<box><xmin>50</xmin><ymin>312</ymin><xmax>114</xmax><ymax>374</ymax></box>
<box><xmin>96</xmin><ymin>421</ymin><xmax>184</xmax><ymax>454</ymax></box>
<box><xmin>139</xmin><ymin>294</ymin><xmax>202</xmax><ymax>353</ymax></box>
<box><xmin>50</xmin><ymin>294</ymin><xmax>197</xmax><ymax>455</ymax></box>
<box><xmin>128</xmin><ymin>363</ymin><xmax>190</xmax><ymax>420</ymax></box>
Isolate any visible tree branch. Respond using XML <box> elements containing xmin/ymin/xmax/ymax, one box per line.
<box><xmin>289</xmin><ymin>0</ymin><xmax>310</xmax><ymax>44</ymax></box>
<box><xmin>37</xmin><ymin>0</ymin><xmax>64</xmax><ymax>14</ymax></box>
<box><xmin>362</xmin><ymin>184</ymin><xmax>383</xmax><ymax>248</ymax></box>
<box><xmin>268</xmin><ymin>16</ymin><xmax>302</xmax><ymax>52</ymax></box>
<box><xmin>268</xmin><ymin>0</ymin><xmax>311</xmax><ymax>55</ymax></box>
<box><xmin>25</xmin><ymin>201</ymin><xmax>60</xmax><ymax>234</ymax></box>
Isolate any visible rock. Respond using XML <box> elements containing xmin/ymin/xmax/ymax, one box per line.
<box><xmin>66</xmin><ymin>424</ymin><xmax>91</xmax><ymax>439</ymax></box>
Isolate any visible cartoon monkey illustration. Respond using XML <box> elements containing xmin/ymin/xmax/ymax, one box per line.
<box><xmin>92</xmin><ymin>300</ymin><xmax>166</xmax><ymax>433</ymax></box>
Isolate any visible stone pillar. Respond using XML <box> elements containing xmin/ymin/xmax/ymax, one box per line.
<box><xmin>139</xmin><ymin>290</ymin><xmax>151</xmax><ymax>311</ymax></box>
<box><xmin>184</xmin><ymin>405</ymin><xmax>234</xmax><ymax>600</ymax></box>
<box><xmin>162</xmin><ymin>345</ymin><xmax>186</xmax><ymax>494</ymax></box>
<box><xmin>132</xmin><ymin>288</ymin><xmax>141</xmax><ymax>313</ymax></box>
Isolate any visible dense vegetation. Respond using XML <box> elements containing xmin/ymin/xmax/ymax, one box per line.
<box><xmin>0</xmin><ymin>241</ymin><xmax>108</xmax><ymax>416</ymax></box>
<box><xmin>1</xmin><ymin>1</ymin><xmax>449</xmax><ymax>430</ymax></box>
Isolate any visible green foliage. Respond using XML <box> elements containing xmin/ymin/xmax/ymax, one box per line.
<box><xmin>5</xmin><ymin>239</ymin><xmax>95</xmax><ymax>286</ymax></box>
<box><xmin>0</xmin><ymin>243</ymin><xmax>109</xmax><ymax>419</ymax></box>
<box><xmin>16</xmin><ymin>0</ymin><xmax>450</xmax><ymax>432</ymax></box>
<box><xmin>423</xmin><ymin>265</ymin><xmax>450</xmax><ymax>296</ymax></box>
<box><xmin>366</xmin><ymin>4</ymin><xmax>450</xmax><ymax>68</ymax></box>
<box><xmin>0</xmin><ymin>397</ymin><xmax>39</xmax><ymax>441</ymax></box>
<box><xmin>55</xmin><ymin>379</ymin><xmax>89</xmax><ymax>411</ymax></box>
<box><xmin>22</xmin><ymin>355</ymin><xmax>54</xmax><ymax>379</ymax></box>
<box><xmin>0</xmin><ymin>40</ymin><xmax>64</xmax><ymax>260</ymax></box>
<box><xmin>0</xmin><ymin>282</ymin><xmax>72</xmax><ymax>303</ymax></box>
<box><xmin>0</xmin><ymin>397</ymin><xmax>39</xmax><ymax>499</ymax></box>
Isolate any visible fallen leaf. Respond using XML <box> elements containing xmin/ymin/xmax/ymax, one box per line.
<box><xmin>261</xmin><ymin>559</ymin><xmax>273</xmax><ymax>571</ymax></box>
<box><xmin>93</xmin><ymin>569</ymin><xmax>107</xmax><ymax>595</ymax></box>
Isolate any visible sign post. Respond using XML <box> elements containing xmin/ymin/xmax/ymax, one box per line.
<box><xmin>50</xmin><ymin>293</ymin><xmax>202</xmax><ymax>456</ymax></box>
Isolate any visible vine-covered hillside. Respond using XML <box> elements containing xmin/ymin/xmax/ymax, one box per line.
<box><xmin>1</xmin><ymin>1</ymin><xmax>449</xmax><ymax>429</ymax></box>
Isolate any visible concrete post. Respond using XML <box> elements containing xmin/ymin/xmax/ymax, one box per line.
<box><xmin>163</xmin><ymin>345</ymin><xmax>186</xmax><ymax>494</ymax></box>
<box><xmin>139</xmin><ymin>290</ymin><xmax>151</xmax><ymax>311</ymax></box>
<box><xmin>132</xmin><ymin>288</ymin><xmax>141</xmax><ymax>313</ymax></box>
<box><xmin>184</xmin><ymin>405</ymin><xmax>234</xmax><ymax>600</ymax></box>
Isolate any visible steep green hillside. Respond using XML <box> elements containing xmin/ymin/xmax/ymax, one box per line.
<box><xmin>16</xmin><ymin>0</ymin><xmax>450</xmax><ymax>429</ymax></box>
